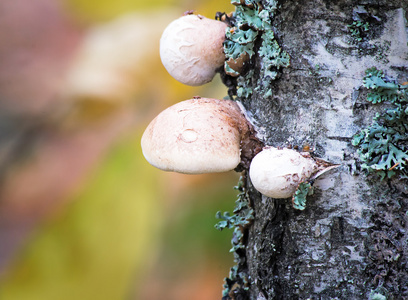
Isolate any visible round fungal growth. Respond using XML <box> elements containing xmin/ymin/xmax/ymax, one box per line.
<box><xmin>141</xmin><ymin>98</ymin><xmax>251</xmax><ymax>174</ymax></box>
<box><xmin>160</xmin><ymin>14</ymin><xmax>228</xmax><ymax>86</ymax></box>
<box><xmin>249</xmin><ymin>147</ymin><xmax>320</xmax><ymax>199</ymax></box>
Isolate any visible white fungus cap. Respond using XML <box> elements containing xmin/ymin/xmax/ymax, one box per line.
<box><xmin>141</xmin><ymin>98</ymin><xmax>250</xmax><ymax>174</ymax></box>
<box><xmin>159</xmin><ymin>14</ymin><xmax>228</xmax><ymax>86</ymax></box>
<box><xmin>249</xmin><ymin>147</ymin><xmax>318</xmax><ymax>198</ymax></box>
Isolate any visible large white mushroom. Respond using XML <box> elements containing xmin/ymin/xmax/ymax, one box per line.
<box><xmin>159</xmin><ymin>14</ymin><xmax>228</xmax><ymax>86</ymax></box>
<box><xmin>141</xmin><ymin>97</ymin><xmax>256</xmax><ymax>174</ymax></box>
<box><xmin>249</xmin><ymin>147</ymin><xmax>336</xmax><ymax>199</ymax></box>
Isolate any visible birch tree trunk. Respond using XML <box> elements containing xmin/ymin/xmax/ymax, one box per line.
<box><xmin>223</xmin><ymin>1</ymin><xmax>408</xmax><ymax>299</ymax></box>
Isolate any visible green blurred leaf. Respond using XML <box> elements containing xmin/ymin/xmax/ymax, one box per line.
<box><xmin>0</xmin><ymin>131</ymin><xmax>162</xmax><ymax>300</ymax></box>
<box><xmin>65</xmin><ymin>0</ymin><xmax>174</xmax><ymax>22</ymax></box>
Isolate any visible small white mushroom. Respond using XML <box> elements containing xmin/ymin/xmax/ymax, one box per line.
<box><xmin>160</xmin><ymin>14</ymin><xmax>228</xmax><ymax>86</ymax></box>
<box><xmin>249</xmin><ymin>147</ymin><xmax>336</xmax><ymax>198</ymax></box>
<box><xmin>141</xmin><ymin>98</ymin><xmax>253</xmax><ymax>174</ymax></box>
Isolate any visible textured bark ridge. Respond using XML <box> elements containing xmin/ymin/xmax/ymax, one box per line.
<box><xmin>222</xmin><ymin>0</ymin><xmax>408</xmax><ymax>299</ymax></box>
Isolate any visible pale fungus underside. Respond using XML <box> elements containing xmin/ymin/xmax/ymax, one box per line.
<box><xmin>249</xmin><ymin>147</ymin><xmax>321</xmax><ymax>199</ymax></box>
<box><xmin>159</xmin><ymin>14</ymin><xmax>227</xmax><ymax>86</ymax></box>
<box><xmin>141</xmin><ymin>98</ymin><xmax>261</xmax><ymax>174</ymax></box>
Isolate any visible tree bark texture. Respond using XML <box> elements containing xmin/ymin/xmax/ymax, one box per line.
<box><xmin>226</xmin><ymin>1</ymin><xmax>408</xmax><ymax>299</ymax></box>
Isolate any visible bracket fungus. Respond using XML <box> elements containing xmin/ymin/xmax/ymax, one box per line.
<box><xmin>159</xmin><ymin>14</ymin><xmax>228</xmax><ymax>86</ymax></box>
<box><xmin>141</xmin><ymin>97</ymin><xmax>260</xmax><ymax>174</ymax></box>
<box><xmin>249</xmin><ymin>147</ymin><xmax>337</xmax><ymax>199</ymax></box>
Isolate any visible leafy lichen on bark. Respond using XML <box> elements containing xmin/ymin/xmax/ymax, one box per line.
<box><xmin>292</xmin><ymin>182</ymin><xmax>313</xmax><ymax>211</ymax></box>
<box><xmin>352</xmin><ymin>67</ymin><xmax>408</xmax><ymax>179</ymax></box>
<box><xmin>222</xmin><ymin>0</ymin><xmax>290</xmax><ymax>101</ymax></box>
<box><xmin>215</xmin><ymin>174</ymin><xmax>254</xmax><ymax>300</ymax></box>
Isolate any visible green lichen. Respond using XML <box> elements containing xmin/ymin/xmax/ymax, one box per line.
<box><xmin>223</xmin><ymin>4</ymin><xmax>264</xmax><ymax>64</ymax></box>
<box><xmin>236</xmin><ymin>70</ymin><xmax>254</xmax><ymax>97</ymax></box>
<box><xmin>369</xmin><ymin>293</ymin><xmax>387</xmax><ymax>300</ymax></box>
<box><xmin>352</xmin><ymin>67</ymin><xmax>408</xmax><ymax>179</ymax></box>
<box><xmin>348</xmin><ymin>20</ymin><xmax>370</xmax><ymax>42</ymax></box>
<box><xmin>223</xmin><ymin>0</ymin><xmax>289</xmax><ymax>99</ymax></box>
<box><xmin>362</xmin><ymin>68</ymin><xmax>408</xmax><ymax>104</ymax></box>
<box><xmin>255</xmin><ymin>30</ymin><xmax>290</xmax><ymax>96</ymax></box>
<box><xmin>369</xmin><ymin>287</ymin><xmax>389</xmax><ymax>300</ymax></box>
<box><xmin>292</xmin><ymin>182</ymin><xmax>313</xmax><ymax>210</ymax></box>
<box><xmin>215</xmin><ymin>176</ymin><xmax>253</xmax><ymax>299</ymax></box>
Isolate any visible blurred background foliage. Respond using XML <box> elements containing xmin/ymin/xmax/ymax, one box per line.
<box><xmin>0</xmin><ymin>0</ymin><xmax>239</xmax><ymax>299</ymax></box>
